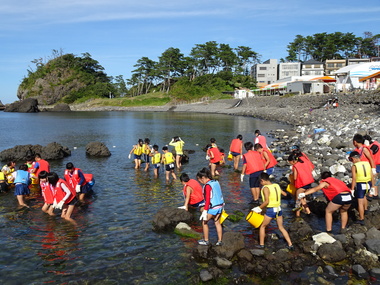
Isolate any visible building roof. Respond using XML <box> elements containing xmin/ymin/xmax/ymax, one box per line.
<box><xmin>359</xmin><ymin>71</ymin><xmax>380</xmax><ymax>82</ymax></box>
<box><xmin>302</xmin><ymin>59</ymin><xmax>323</xmax><ymax>65</ymax></box>
<box><xmin>334</xmin><ymin>62</ymin><xmax>380</xmax><ymax>77</ymax></box>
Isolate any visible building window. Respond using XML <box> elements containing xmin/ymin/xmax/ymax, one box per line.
<box><xmin>304</xmin><ymin>65</ymin><xmax>312</xmax><ymax>68</ymax></box>
<box><xmin>327</xmin><ymin>63</ymin><xmax>334</xmax><ymax>68</ymax></box>
<box><xmin>257</xmin><ymin>74</ymin><xmax>265</xmax><ymax>77</ymax></box>
<box><xmin>259</xmin><ymin>67</ymin><xmax>267</xmax><ymax>70</ymax></box>
<box><xmin>337</xmin><ymin>63</ymin><xmax>343</xmax><ymax>67</ymax></box>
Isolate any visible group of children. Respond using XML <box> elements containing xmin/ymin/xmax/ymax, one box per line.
<box><xmin>1</xmin><ymin>154</ymin><xmax>94</xmax><ymax>225</ymax></box>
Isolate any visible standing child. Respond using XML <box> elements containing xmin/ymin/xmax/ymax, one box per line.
<box><xmin>349</xmin><ymin>151</ymin><xmax>374</xmax><ymax>225</ymax></box>
<box><xmin>197</xmin><ymin>167</ymin><xmax>224</xmax><ymax>246</ymax></box>
<box><xmin>169</xmin><ymin>136</ymin><xmax>185</xmax><ymax>169</ymax></box>
<box><xmin>229</xmin><ymin>134</ymin><xmax>243</xmax><ymax>170</ymax></box>
<box><xmin>162</xmin><ymin>146</ymin><xmax>177</xmax><ymax>182</ymax></box>
<box><xmin>38</xmin><ymin>171</ymin><xmax>54</xmax><ymax>216</ymax></box>
<box><xmin>252</xmin><ymin>172</ymin><xmax>293</xmax><ymax>249</ymax></box>
<box><xmin>143</xmin><ymin>138</ymin><xmax>152</xmax><ymax>172</ymax></box>
<box><xmin>206</xmin><ymin>143</ymin><xmax>222</xmax><ymax>177</ymax></box>
<box><xmin>150</xmin><ymin>145</ymin><xmax>161</xmax><ymax>178</ymax></box>
<box><xmin>129</xmin><ymin>139</ymin><xmax>144</xmax><ymax>169</ymax></box>
<box><xmin>48</xmin><ymin>172</ymin><xmax>77</xmax><ymax>225</ymax></box>
<box><xmin>13</xmin><ymin>164</ymin><xmax>31</xmax><ymax>208</ymax></box>
<box><xmin>64</xmin><ymin>162</ymin><xmax>91</xmax><ymax>203</ymax></box>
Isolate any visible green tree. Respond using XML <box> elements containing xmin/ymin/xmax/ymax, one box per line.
<box><xmin>157</xmin><ymin>47</ymin><xmax>185</xmax><ymax>92</ymax></box>
<box><xmin>235</xmin><ymin>46</ymin><xmax>260</xmax><ymax>75</ymax></box>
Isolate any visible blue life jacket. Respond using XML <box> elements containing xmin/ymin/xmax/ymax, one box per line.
<box><xmin>206</xmin><ymin>180</ymin><xmax>224</xmax><ymax>208</ymax></box>
<box><xmin>14</xmin><ymin>170</ymin><xmax>30</xmax><ymax>185</ymax></box>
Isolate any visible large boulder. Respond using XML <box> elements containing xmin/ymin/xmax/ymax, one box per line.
<box><xmin>152</xmin><ymin>207</ymin><xmax>193</xmax><ymax>232</ymax></box>
<box><xmin>317</xmin><ymin>243</ymin><xmax>346</xmax><ymax>262</ymax></box>
<box><xmin>85</xmin><ymin>142</ymin><xmax>111</xmax><ymax>157</ymax></box>
<box><xmin>48</xmin><ymin>103</ymin><xmax>71</xmax><ymax>112</ymax></box>
<box><xmin>0</xmin><ymin>142</ymin><xmax>71</xmax><ymax>162</ymax></box>
<box><xmin>4</xmin><ymin>98</ymin><xmax>39</xmax><ymax>113</ymax></box>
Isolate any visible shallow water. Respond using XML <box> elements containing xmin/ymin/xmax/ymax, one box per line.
<box><xmin>0</xmin><ymin>111</ymin><xmax>317</xmax><ymax>284</ymax></box>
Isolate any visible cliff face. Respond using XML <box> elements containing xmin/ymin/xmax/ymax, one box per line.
<box><xmin>17</xmin><ymin>68</ymin><xmax>86</xmax><ymax>105</ymax></box>
<box><xmin>17</xmin><ymin>53</ymin><xmax>111</xmax><ymax>105</ymax></box>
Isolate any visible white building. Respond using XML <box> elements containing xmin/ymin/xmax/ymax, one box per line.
<box><xmin>251</xmin><ymin>59</ymin><xmax>278</xmax><ymax>88</ymax></box>
<box><xmin>301</xmin><ymin>59</ymin><xmax>324</xmax><ymax>76</ymax></box>
<box><xmin>334</xmin><ymin>62</ymin><xmax>380</xmax><ymax>91</ymax></box>
<box><xmin>234</xmin><ymin>88</ymin><xmax>255</xmax><ymax>99</ymax></box>
<box><xmin>278</xmin><ymin>62</ymin><xmax>301</xmax><ymax>79</ymax></box>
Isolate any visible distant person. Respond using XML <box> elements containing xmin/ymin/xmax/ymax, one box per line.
<box><xmin>197</xmin><ymin>167</ymin><xmax>224</xmax><ymax>246</ymax></box>
<box><xmin>206</xmin><ymin>142</ymin><xmax>222</xmax><ymax>178</ymax></box>
<box><xmin>252</xmin><ymin>172</ymin><xmax>293</xmax><ymax>249</ymax></box>
<box><xmin>34</xmin><ymin>153</ymin><xmax>50</xmax><ymax>179</ymax></box>
<box><xmin>352</xmin><ymin>134</ymin><xmax>375</xmax><ymax>169</ymax></box>
<box><xmin>229</xmin><ymin>134</ymin><xmax>243</xmax><ymax>170</ymax></box>
<box><xmin>64</xmin><ymin>162</ymin><xmax>91</xmax><ymax>203</ymax></box>
<box><xmin>149</xmin><ymin>144</ymin><xmax>161</xmax><ymax>178</ymax></box>
<box><xmin>161</xmin><ymin>146</ymin><xmax>177</xmax><ymax>182</ymax></box>
<box><xmin>2</xmin><ymin>161</ymin><xmax>16</xmax><ymax>186</ymax></box>
<box><xmin>38</xmin><ymin>171</ymin><xmax>55</xmax><ymax>216</ymax></box>
<box><xmin>241</xmin><ymin>141</ymin><xmax>265</xmax><ymax>204</ymax></box>
<box><xmin>13</xmin><ymin>164</ymin><xmax>31</xmax><ymax>208</ymax></box>
<box><xmin>299</xmin><ymin>171</ymin><xmax>352</xmax><ymax>233</ymax></box>
<box><xmin>179</xmin><ymin>173</ymin><xmax>205</xmax><ymax>211</ymax></box>
<box><xmin>332</xmin><ymin>98</ymin><xmax>339</xmax><ymax>108</ymax></box>
<box><xmin>169</xmin><ymin>136</ymin><xmax>185</xmax><ymax>169</ymax></box>
<box><xmin>364</xmin><ymin>134</ymin><xmax>380</xmax><ymax>198</ymax></box>
<box><xmin>255</xmin><ymin>143</ymin><xmax>277</xmax><ymax>175</ymax></box>
<box><xmin>142</xmin><ymin>138</ymin><xmax>152</xmax><ymax>172</ymax></box>
<box><xmin>129</xmin><ymin>139</ymin><xmax>144</xmax><ymax>169</ymax></box>
<box><xmin>254</xmin><ymin>130</ymin><xmax>268</xmax><ymax>149</ymax></box>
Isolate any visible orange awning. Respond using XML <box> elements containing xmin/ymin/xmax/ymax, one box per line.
<box><xmin>311</xmin><ymin>76</ymin><xmax>336</xmax><ymax>82</ymax></box>
<box><xmin>359</xmin><ymin>71</ymin><xmax>380</xmax><ymax>82</ymax></box>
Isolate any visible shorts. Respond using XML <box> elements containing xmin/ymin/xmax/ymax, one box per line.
<box><xmin>211</xmin><ymin>161</ymin><xmax>220</xmax><ymax>166</ymax></box>
<box><xmin>134</xmin><ymin>154</ymin><xmax>142</xmax><ymax>160</ymax></box>
<box><xmin>331</xmin><ymin>193</ymin><xmax>352</xmax><ymax>205</ymax></box>
<box><xmin>165</xmin><ymin>163</ymin><xmax>175</xmax><ymax>172</ymax></box>
<box><xmin>67</xmin><ymin>197</ymin><xmax>78</xmax><ymax>206</ymax></box>
<box><xmin>376</xmin><ymin>165</ymin><xmax>380</xmax><ymax>174</ymax></box>
<box><xmin>80</xmin><ymin>183</ymin><xmax>92</xmax><ymax>194</ymax></box>
<box><xmin>153</xmin><ymin>163</ymin><xmax>161</xmax><ymax>169</ymax></box>
<box><xmin>265</xmin><ymin>207</ymin><xmax>282</xmax><ymax>219</ymax></box>
<box><xmin>266</xmin><ymin>167</ymin><xmax>274</xmax><ymax>175</ymax></box>
<box><xmin>231</xmin><ymin>151</ymin><xmax>240</xmax><ymax>157</ymax></box>
<box><xmin>207</xmin><ymin>207</ymin><xmax>223</xmax><ymax>216</ymax></box>
<box><xmin>355</xmin><ymin>182</ymin><xmax>372</xmax><ymax>199</ymax></box>
<box><xmin>142</xmin><ymin>154</ymin><xmax>150</xmax><ymax>163</ymax></box>
<box><xmin>299</xmin><ymin>183</ymin><xmax>313</xmax><ymax>190</ymax></box>
<box><xmin>14</xmin><ymin>183</ymin><xmax>30</xmax><ymax>196</ymax></box>
<box><xmin>249</xmin><ymin>171</ymin><xmax>263</xmax><ymax>188</ymax></box>
<box><xmin>0</xmin><ymin>182</ymin><xmax>8</xmax><ymax>193</ymax></box>
<box><xmin>190</xmin><ymin>200</ymin><xmax>205</xmax><ymax>208</ymax></box>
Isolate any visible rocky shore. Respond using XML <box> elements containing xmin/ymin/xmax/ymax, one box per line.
<box><xmin>148</xmin><ymin>90</ymin><xmax>380</xmax><ymax>283</ymax></box>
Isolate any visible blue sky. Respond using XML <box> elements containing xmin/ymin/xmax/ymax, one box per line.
<box><xmin>1</xmin><ymin>0</ymin><xmax>379</xmax><ymax>104</ymax></box>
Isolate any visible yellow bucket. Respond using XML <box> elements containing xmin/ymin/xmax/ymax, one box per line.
<box><xmin>246</xmin><ymin>211</ymin><xmax>264</xmax><ymax>228</ymax></box>
<box><xmin>227</xmin><ymin>153</ymin><xmax>233</xmax><ymax>161</ymax></box>
<box><xmin>220</xmin><ymin>210</ymin><xmax>229</xmax><ymax>224</ymax></box>
<box><xmin>286</xmin><ymin>183</ymin><xmax>297</xmax><ymax>196</ymax></box>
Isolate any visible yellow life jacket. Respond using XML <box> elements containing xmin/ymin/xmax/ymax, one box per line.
<box><xmin>143</xmin><ymin>143</ymin><xmax>151</xmax><ymax>155</ymax></box>
<box><xmin>261</xmin><ymin>183</ymin><xmax>281</xmax><ymax>208</ymax></box>
<box><xmin>133</xmin><ymin>144</ymin><xmax>143</xmax><ymax>156</ymax></box>
<box><xmin>164</xmin><ymin>152</ymin><xmax>175</xmax><ymax>165</ymax></box>
<box><xmin>170</xmin><ymin>141</ymin><xmax>184</xmax><ymax>155</ymax></box>
<box><xmin>152</xmin><ymin>153</ymin><xmax>161</xmax><ymax>164</ymax></box>
<box><xmin>0</xmin><ymin>171</ymin><xmax>5</xmax><ymax>181</ymax></box>
<box><xmin>354</xmin><ymin>161</ymin><xmax>371</xmax><ymax>182</ymax></box>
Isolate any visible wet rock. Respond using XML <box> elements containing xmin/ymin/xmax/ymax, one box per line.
<box><xmin>174</xmin><ymin>222</ymin><xmax>201</xmax><ymax>239</ymax></box>
<box><xmin>0</xmin><ymin>142</ymin><xmax>71</xmax><ymax>162</ymax></box>
<box><xmin>152</xmin><ymin>207</ymin><xmax>193</xmax><ymax>231</ymax></box>
<box><xmin>317</xmin><ymin>243</ymin><xmax>346</xmax><ymax>262</ymax></box>
<box><xmin>324</xmin><ymin>265</ymin><xmax>338</xmax><ymax>279</ymax></box>
<box><xmin>212</xmin><ymin>231</ymin><xmax>245</xmax><ymax>259</ymax></box>
<box><xmin>199</xmin><ymin>269</ymin><xmax>213</xmax><ymax>282</ymax></box>
<box><xmin>353</xmin><ymin>233</ymin><xmax>366</xmax><ymax>246</ymax></box>
<box><xmin>4</xmin><ymin>98</ymin><xmax>39</xmax><ymax>113</ymax></box>
<box><xmin>370</xmin><ymin>268</ymin><xmax>380</xmax><ymax>279</ymax></box>
<box><xmin>215</xmin><ymin>257</ymin><xmax>232</xmax><ymax>269</ymax></box>
<box><xmin>288</xmin><ymin>219</ymin><xmax>313</xmax><ymax>242</ymax></box>
<box><xmin>86</xmin><ymin>141</ymin><xmax>111</xmax><ymax>157</ymax></box>
<box><xmin>350</xmin><ymin>248</ymin><xmax>379</xmax><ymax>270</ymax></box>
<box><xmin>365</xmin><ymin>239</ymin><xmax>380</xmax><ymax>255</ymax></box>
<box><xmin>366</xmin><ymin>227</ymin><xmax>380</xmax><ymax>240</ymax></box>
<box><xmin>352</xmin><ymin>264</ymin><xmax>369</xmax><ymax>279</ymax></box>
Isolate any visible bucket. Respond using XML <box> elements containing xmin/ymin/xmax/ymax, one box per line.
<box><xmin>286</xmin><ymin>183</ymin><xmax>296</xmax><ymax>196</ymax></box>
<box><xmin>246</xmin><ymin>211</ymin><xmax>264</xmax><ymax>228</ymax></box>
<box><xmin>220</xmin><ymin>210</ymin><xmax>229</xmax><ymax>224</ymax></box>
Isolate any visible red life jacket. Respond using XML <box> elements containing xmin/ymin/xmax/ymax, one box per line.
<box><xmin>36</xmin><ymin>159</ymin><xmax>50</xmax><ymax>176</ymax></box>
<box><xmin>262</xmin><ymin>148</ymin><xmax>277</xmax><ymax>169</ymax></box>
<box><xmin>293</xmin><ymin>161</ymin><xmax>314</xmax><ymax>188</ymax></box>
<box><xmin>183</xmin><ymin>179</ymin><xmax>204</xmax><ymax>205</ymax></box>
<box><xmin>301</xmin><ymin>152</ymin><xmax>315</xmax><ymax>170</ymax></box>
<box><xmin>84</xmin><ymin>173</ymin><xmax>93</xmax><ymax>183</ymax></box>
<box><xmin>321</xmin><ymin>177</ymin><xmax>350</xmax><ymax>201</ymax></box>
<box><xmin>208</xmin><ymin>147</ymin><xmax>222</xmax><ymax>164</ymax></box>
<box><xmin>230</xmin><ymin>139</ymin><xmax>242</xmax><ymax>153</ymax></box>
<box><xmin>40</xmin><ymin>181</ymin><xmax>54</xmax><ymax>204</ymax></box>
<box><xmin>64</xmin><ymin>168</ymin><xmax>87</xmax><ymax>189</ymax></box>
<box><xmin>354</xmin><ymin>146</ymin><xmax>373</xmax><ymax>164</ymax></box>
<box><xmin>255</xmin><ymin>135</ymin><xmax>268</xmax><ymax>149</ymax></box>
<box><xmin>243</xmin><ymin>151</ymin><xmax>265</xmax><ymax>174</ymax></box>
<box><xmin>370</xmin><ymin>141</ymin><xmax>380</xmax><ymax>165</ymax></box>
<box><xmin>53</xmin><ymin>179</ymin><xmax>75</xmax><ymax>204</ymax></box>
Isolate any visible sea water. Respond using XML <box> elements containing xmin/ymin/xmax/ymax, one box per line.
<box><xmin>0</xmin><ymin>111</ymin><xmax>300</xmax><ymax>284</ymax></box>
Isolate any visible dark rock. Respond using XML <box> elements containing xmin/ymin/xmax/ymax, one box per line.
<box><xmin>352</xmin><ymin>233</ymin><xmax>366</xmax><ymax>246</ymax></box>
<box><xmin>50</xmin><ymin>103</ymin><xmax>71</xmax><ymax>112</ymax></box>
<box><xmin>350</xmin><ymin>248</ymin><xmax>379</xmax><ymax>270</ymax></box>
<box><xmin>324</xmin><ymin>265</ymin><xmax>338</xmax><ymax>278</ymax></box>
<box><xmin>4</xmin><ymin>98</ymin><xmax>39</xmax><ymax>113</ymax></box>
<box><xmin>288</xmin><ymin>219</ymin><xmax>314</xmax><ymax>242</ymax></box>
<box><xmin>199</xmin><ymin>269</ymin><xmax>213</xmax><ymax>282</ymax></box>
<box><xmin>0</xmin><ymin>142</ymin><xmax>71</xmax><ymax>162</ymax></box>
<box><xmin>370</xmin><ymin>268</ymin><xmax>380</xmax><ymax>279</ymax></box>
<box><xmin>152</xmin><ymin>206</ymin><xmax>193</xmax><ymax>232</ymax></box>
<box><xmin>366</xmin><ymin>227</ymin><xmax>380</xmax><ymax>240</ymax></box>
<box><xmin>317</xmin><ymin>243</ymin><xmax>346</xmax><ymax>262</ymax></box>
<box><xmin>215</xmin><ymin>257</ymin><xmax>232</xmax><ymax>269</ymax></box>
<box><xmin>86</xmin><ymin>141</ymin><xmax>111</xmax><ymax>157</ymax></box>
<box><xmin>352</xmin><ymin>264</ymin><xmax>369</xmax><ymax>279</ymax></box>
<box><xmin>212</xmin><ymin>232</ymin><xmax>245</xmax><ymax>260</ymax></box>
<box><xmin>365</xmin><ymin>239</ymin><xmax>380</xmax><ymax>255</ymax></box>
<box><xmin>236</xmin><ymin>249</ymin><xmax>253</xmax><ymax>262</ymax></box>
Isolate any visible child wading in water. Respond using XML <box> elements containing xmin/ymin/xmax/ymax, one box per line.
<box><xmin>150</xmin><ymin>144</ymin><xmax>161</xmax><ymax>178</ymax></box>
<box><xmin>252</xmin><ymin>172</ymin><xmax>293</xmax><ymax>249</ymax></box>
<box><xmin>197</xmin><ymin>167</ymin><xmax>224</xmax><ymax>246</ymax></box>
<box><xmin>161</xmin><ymin>146</ymin><xmax>177</xmax><ymax>182</ymax></box>
<box><xmin>13</xmin><ymin>164</ymin><xmax>31</xmax><ymax>208</ymax></box>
